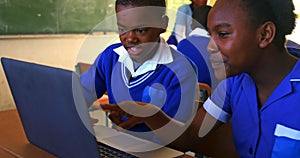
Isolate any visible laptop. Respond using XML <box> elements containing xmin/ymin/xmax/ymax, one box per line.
<box><xmin>1</xmin><ymin>57</ymin><xmax>184</xmax><ymax>158</ymax></box>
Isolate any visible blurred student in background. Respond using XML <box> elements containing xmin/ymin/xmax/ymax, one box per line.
<box><xmin>177</xmin><ymin>5</ymin><xmax>218</xmax><ymax>91</ymax></box>
<box><xmin>167</xmin><ymin>0</ymin><xmax>208</xmax><ymax>46</ymax></box>
<box><xmin>286</xmin><ymin>39</ymin><xmax>300</xmax><ymax>57</ymax></box>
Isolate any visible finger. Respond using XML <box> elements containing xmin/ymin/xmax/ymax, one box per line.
<box><xmin>118</xmin><ymin>101</ymin><xmax>160</xmax><ymax>117</ymax></box>
<box><xmin>90</xmin><ymin>117</ymin><xmax>99</xmax><ymax>124</ymax></box>
<box><xmin>91</xmin><ymin>101</ymin><xmax>100</xmax><ymax>109</ymax></box>
<box><xmin>118</xmin><ymin>117</ymin><xmax>142</xmax><ymax>130</ymax></box>
<box><xmin>99</xmin><ymin>104</ymin><xmax>120</xmax><ymax>113</ymax></box>
<box><xmin>108</xmin><ymin>112</ymin><xmax>122</xmax><ymax>125</ymax></box>
<box><xmin>134</xmin><ymin>101</ymin><xmax>148</xmax><ymax>106</ymax></box>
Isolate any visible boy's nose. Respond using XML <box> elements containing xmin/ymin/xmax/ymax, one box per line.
<box><xmin>125</xmin><ymin>31</ymin><xmax>137</xmax><ymax>43</ymax></box>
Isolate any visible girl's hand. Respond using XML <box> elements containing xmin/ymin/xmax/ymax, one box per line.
<box><xmin>99</xmin><ymin>101</ymin><xmax>160</xmax><ymax>130</ymax></box>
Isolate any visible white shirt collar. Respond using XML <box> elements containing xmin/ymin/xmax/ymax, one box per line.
<box><xmin>113</xmin><ymin>37</ymin><xmax>173</xmax><ymax>78</ymax></box>
<box><xmin>189</xmin><ymin>28</ymin><xmax>210</xmax><ymax>38</ymax></box>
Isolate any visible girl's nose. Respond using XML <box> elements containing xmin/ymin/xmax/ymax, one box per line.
<box><xmin>207</xmin><ymin>38</ymin><xmax>219</xmax><ymax>54</ymax></box>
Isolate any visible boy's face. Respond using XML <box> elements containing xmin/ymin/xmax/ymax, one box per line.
<box><xmin>206</xmin><ymin>0</ymin><xmax>262</xmax><ymax>79</ymax></box>
<box><xmin>116</xmin><ymin>5</ymin><xmax>167</xmax><ymax>63</ymax></box>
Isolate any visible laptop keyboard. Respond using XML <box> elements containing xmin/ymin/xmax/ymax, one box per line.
<box><xmin>97</xmin><ymin>141</ymin><xmax>138</xmax><ymax>158</ymax></box>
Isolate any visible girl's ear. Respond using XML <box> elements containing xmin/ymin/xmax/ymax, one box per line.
<box><xmin>258</xmin><ymin>21</ymin><xmax>276</xmax><ymax>48</ymax></box>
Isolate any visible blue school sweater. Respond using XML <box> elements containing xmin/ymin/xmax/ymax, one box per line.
<box><xmin>81</xmin><ymin>43</ymin><xmax>198</xmax><ymax>139</ymax></box>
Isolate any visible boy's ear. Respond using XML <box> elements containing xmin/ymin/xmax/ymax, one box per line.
<box><xmin>160</xmin><ymin>15</ymin><xmax>169</xmax><ymax>33</ymax></box>
<box><xmin>258</xmin><ymin>21</ymin><xmax>276</xmax><ymax>48</ymax></box>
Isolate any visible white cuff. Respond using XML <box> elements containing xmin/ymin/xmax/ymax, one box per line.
<box><xmin>203</xmin><ymin>98</ymin><xmax>231</xmax><ymax>123</ymax></box>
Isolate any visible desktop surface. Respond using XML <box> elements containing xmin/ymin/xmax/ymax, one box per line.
<box><xmin>0</xmin><ymin>109</ymin><xmax>185</xmax><ymax>158</ymax></box>
<box><xmin>0</xmin><ymin>109</ymin><xmax>237</xmax><ymax>158</ymax></box>
<box><xmin>0</xmin><ymin>109</ymin><xmax>55</xmax><ymax>158</ymax></box>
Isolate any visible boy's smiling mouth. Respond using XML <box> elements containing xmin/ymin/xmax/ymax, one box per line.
<box><xmin>126</xmin><ymin>45</ymin><xmax>143</xmax><ymax>56</ymax></box>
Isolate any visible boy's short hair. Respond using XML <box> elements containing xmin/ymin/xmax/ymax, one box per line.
<box><xmin>115</xmin><ymin>0</ymin><xmax>166</xmax><ymax>8</ymax></box>
<box><xmin>115</xmin><ymin>0</ymin><xmax>167</xmax><ymax>17</ymax></box>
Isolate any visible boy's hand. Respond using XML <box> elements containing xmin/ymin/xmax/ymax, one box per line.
<box><xmin>90</xmin><ymin>117</ymin><xmax>99</xmax><ymax>124</ymax></box>
<box><xmin>99</xmin><ymin>101</ymin><xmax>160</xmax><ymax>130</ymax></box>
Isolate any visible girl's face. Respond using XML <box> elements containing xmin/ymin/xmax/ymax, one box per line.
<box><xmin>206</xmin><ymin>0</ymin><xmax>262</xmax><ymax>80</ymax></box>
<box><xmin>116</xmin><ymin>5</ymin><xmax>167</xmax><ymax>63</ymax></box>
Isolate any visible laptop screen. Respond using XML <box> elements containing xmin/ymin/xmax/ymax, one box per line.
<box><xmin>1</xmin><ymin>57</ymin><xmax>100</xmax><ymax>158</ymax></box>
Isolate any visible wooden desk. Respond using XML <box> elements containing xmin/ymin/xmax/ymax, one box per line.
<box><xmin>0</xmin><ymin>109</ymin><xmax>56</xmax><ymax>158</ymax></box>
<box><xmin>0</xmin><ymin>109</ymin><xmax>238</xmax><ymax>158</ymax></box>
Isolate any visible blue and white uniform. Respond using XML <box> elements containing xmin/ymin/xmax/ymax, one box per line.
<box><xmin>80</xmin><ymin>38</ymin><xmax>198</xmax><ymax>140</ymax></box>
<box><xmin>177</xmin><ymin>28</ymin><xmax>218</xmax><ymax>89</ymax></box>
<box><xmin>204</xmin><ymin>59</ymin><xmax>300</xmax><ymax>157</ymax></box>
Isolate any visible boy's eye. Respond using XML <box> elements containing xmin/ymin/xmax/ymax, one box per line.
<box><xmin>136</xmin><ymin>28</ymin><xmax>147</xmax><ymax>34</ymax></box>
<box><xmin>118</xmin><ymin>27</ymin><xmax>126</xmax><ymax>34</ymax></box>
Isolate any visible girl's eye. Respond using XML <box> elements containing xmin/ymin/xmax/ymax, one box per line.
<box><xmin>218</xmin><ymin>32</ymin><xmax>229</xmax><ymax>38</ymax></box>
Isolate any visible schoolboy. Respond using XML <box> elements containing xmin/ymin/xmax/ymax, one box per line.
<box><xmin>80</xmin><ymin>0</ymin><xmax>198</xmax><ymax>140</ymax></box>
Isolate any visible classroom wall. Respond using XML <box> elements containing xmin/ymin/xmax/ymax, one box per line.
<box><xmin>0</xmin><ymin>32</ymin><xmax>172</xmax><ymax>111</ymax></box>
<box><xmin>0</xmin><ymin>33</ymin><xmax>119</xmax><ymax>111</ymax></box>
<box><xmin>207</xmin><ymin>0</ymin><xmax>216</xmax><ymax>6</ymax></box>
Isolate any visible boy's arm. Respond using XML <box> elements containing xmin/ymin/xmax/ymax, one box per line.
<box><xmin>80</xmin><ymin>63</ymin><xmax>98</xmax><ymax>106</ymax></box>
<box><xmin>80</xmin><ymin>54</ymin><xmax>107</xmax><ymax>106</ymax></box>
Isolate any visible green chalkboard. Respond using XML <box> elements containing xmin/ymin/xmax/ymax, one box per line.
<box><xmin>0</xmin><ymin>0</ymin><xmax>117</xmax><ymax>34</ymax></box>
